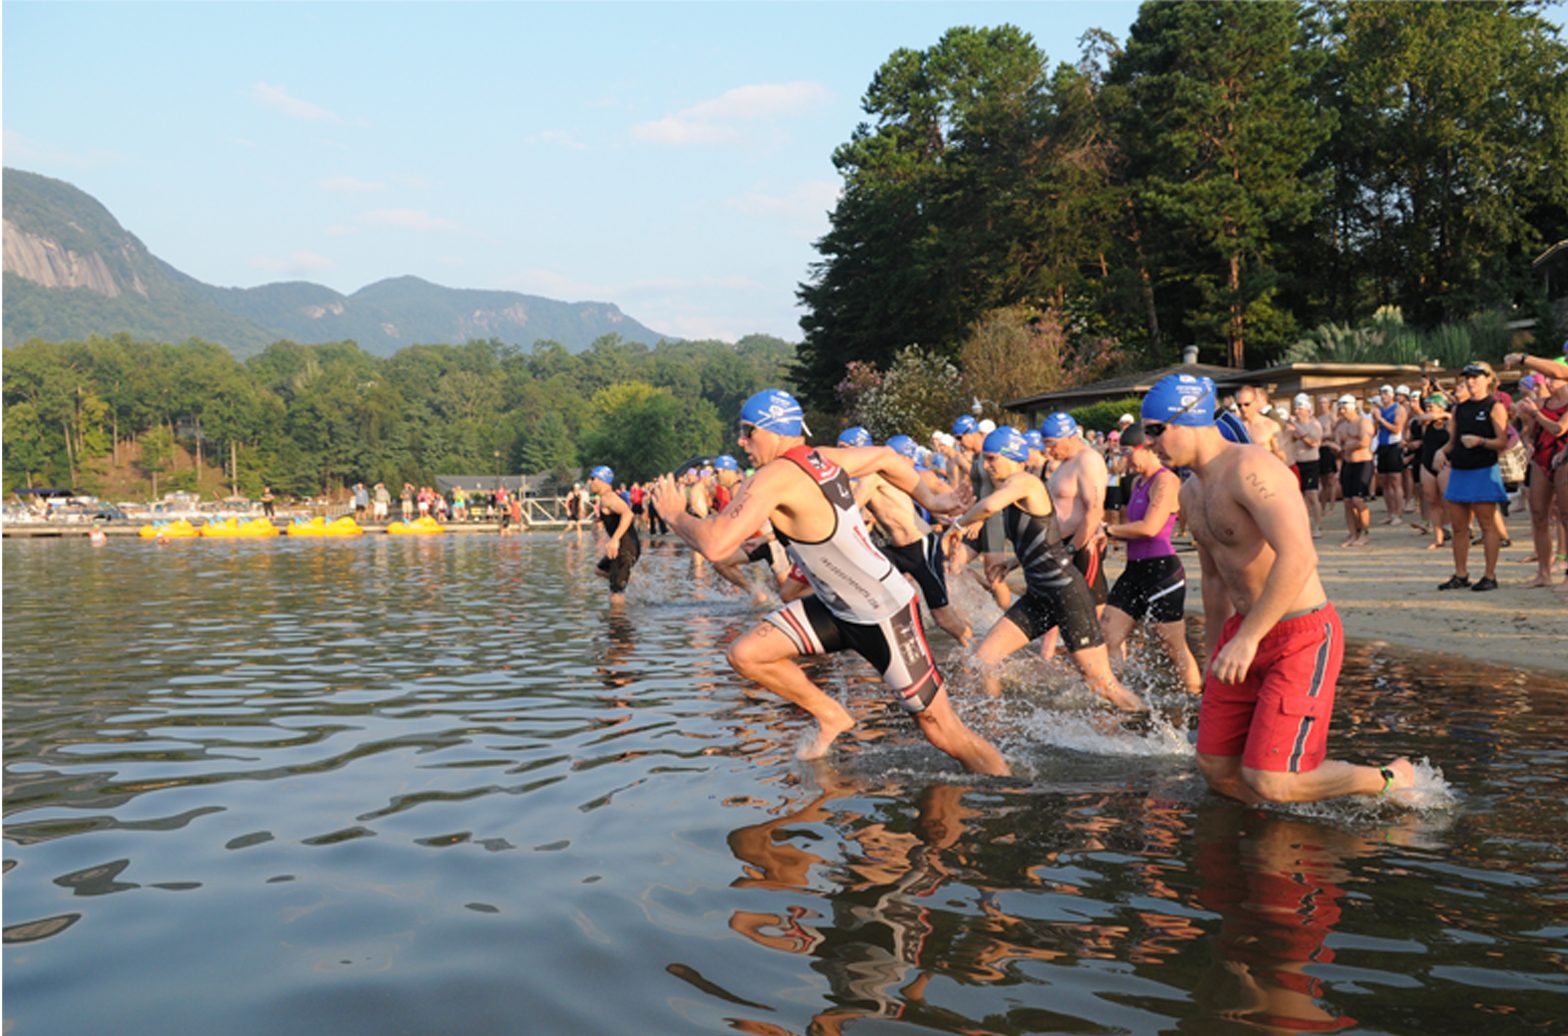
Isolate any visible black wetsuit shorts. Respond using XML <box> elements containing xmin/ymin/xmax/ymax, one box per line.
<box><xmin>595</xmin><ymin>537</ymin><xmax>641</xmax><ymax>593</ymax></box>
<box><xmin>1376</xmin><ymin>443</ymin><xmax>1405</xmax><ymax>475</ymax></box>
<box><xmin>1107</xmin><ymin>555</ymin><xmax>1187</xmax><ymax>624</ymax></box>
<box><xmin>882</xmin><ymin>535</ymin><xmax>950</xmax><ymax>610</ymax></box>
<box><xmin>1071</xmin><ymin>542</ymin><xmax>1109</xmax><ymax>606</ymax></box>
<box><xmin>1339</xmin><ymin>459</ymin><xmax>1373</xmax><ymax>500</ymax></box>
<box><xmin>765</xmin><ymin>596</ymin><xmax>943</xmax><ymax>714</ymax></box>
<box><xmin>1002</xmin><ymin>567</ymin><xmax>1105</xmax><ymax>652</ymax></box>
<box><xmin>1296</xmin><ymin>459</ymin><xmax>1320</xmax><ymax>492</ymax></box>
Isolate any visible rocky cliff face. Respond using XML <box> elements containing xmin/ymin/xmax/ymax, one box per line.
<box><xmin>2</xmin><ymin>219</ymin><xmax>146</xmax><ymax>299</ymax></box>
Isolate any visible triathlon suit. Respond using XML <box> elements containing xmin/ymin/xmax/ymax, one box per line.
<box><xmin>1531</xmin><ymin>400</ymin><xmax>1568</xmax><ymax>475</ymax></box>
<box><xmin>999</xmin><ymin>496</ymin><xmax>1104</xmax><ymax>650</ymax></box>
<box><xmin>594</xmin><ymin>504</ymin><xmax>641</xmax><ymax>593</ymax></box>
<box><xmin>1106</xmin><ymin>470</ymin><xmax>1186</xmax><ymax>624</ymax></box>
<box><xmin>1199</xmin><ymin>602</ymin><xmax>1345</xmax><ymax>774</ymax></box>
<box><xmin>1318</xmin><ymin>438</ymin><xmax>1338</xmax><ymax>477</ymax></box>
<box><xmin>969</xmin><ymin>453</ymin><xmax>1005</xmax><ymax>555</ymax></box>
<box><xmin>763</xmin><ymin>446</ymin><xmax>944</xmax><ymax>714</ymax></box>
<box><xmin>1376</xmin><ymin>404</ymin><xmax>1405</xmax><ymax>474</ymax></box>
<box><xmin>1419</xmin><ymin>420</ymin><xmax>1449</xmax><ymax>477</ymax></box>
<box><xmin>882</xmin><ymin>530</ymin><xmax>951</xmax><ymax>611</ymax></box>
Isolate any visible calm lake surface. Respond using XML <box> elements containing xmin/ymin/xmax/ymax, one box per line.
<box><xmin>4</xmin><ymin>534</ymin><xmax>1566</xmax><ymax>1035</ymax></box>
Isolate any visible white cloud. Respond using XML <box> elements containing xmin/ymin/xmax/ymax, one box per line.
<box><xmin>499</xmin><ymin>268</ymin><xmax>610</xmax><ymax>300</ymax></box>
<box><xmin>249</xmin><ymin>250</ymin><xmax>336</xmax><ymax>276</ymax></box>
<box><xmin>251</xmin><ymin>82</ymin><xmax>342</xmax><ymax>123</ymax></box>
<box><xmin>727</xmin><ymin>179</ymin><xmax>841</xmax><ymax>239</ymax></box>
<box><xmin>319</xmin><ymin>176</ymin><xmax>385</xmax><ymax>193</ymax></box>
<box><xmin>632</xmin><ymin>81</ymin><xmax>830</xmax><ymax>145</ymax></box>
<box><xmin>361</xmin><ymin>208</ymin><xmax>459</xmax><ymax>232</ymax></box>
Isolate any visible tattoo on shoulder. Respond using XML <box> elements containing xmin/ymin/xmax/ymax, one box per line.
<box><xmin>1245</xmin><ymin>471</ymin><xmax>1275</xmax><ymax>500</ymax></box>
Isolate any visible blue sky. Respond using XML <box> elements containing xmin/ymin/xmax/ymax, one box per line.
<box><xmin>4</xmin><ymin>2</ymin><xmax>1141</xmax><ymax>342</ymax></box>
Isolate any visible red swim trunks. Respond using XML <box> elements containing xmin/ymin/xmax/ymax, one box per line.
<box><xmin>1197</xmin><ymin>603</ymin><xmax>1344</xmax><ymax>773</ymax></box>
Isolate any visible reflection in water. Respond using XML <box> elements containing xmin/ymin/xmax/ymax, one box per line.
<box><xmin>3</xmin><ymin>536</ymin><xmax>1566</xmax><ymax>1036</ymax></box>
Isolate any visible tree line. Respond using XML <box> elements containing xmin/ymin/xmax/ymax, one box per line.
<box><xmin>2</xmin><ymin>333</ymin><xmax>796</xmax><ymax>496</ymax></box>
<box><xmin>794</xmin><ymin>1</ymin><xmax>1568</xmax><ymax>408</ymax></box>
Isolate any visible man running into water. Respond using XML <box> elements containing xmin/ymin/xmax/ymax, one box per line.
<box><xmin>942</xmin><ymin>426</ymin><xmax>1143</xmax><ymax>712</ymax></box>
<box><xmin>1039</xmin><ymin>412</ymin><xmax>1109</xmax><ymax>657</ymax></box>
<box><xmin>651</xmin><ymin>390</ymin><xmax>1007</xmax><ymax>775</ymax></box>
<box><xmin>588</xmin><ymin>465</ymin><xmax>640</xmax><ymax>605</ymax></box>
<box><xmin>1140</xmin><ymin>373</ymin><xmax>1413</xmax><ymax>804</ymax></box>
<box><xmin>849</xmin><ymin>429</ymin><xmax>974</xmax><ymax>646</ymax></box>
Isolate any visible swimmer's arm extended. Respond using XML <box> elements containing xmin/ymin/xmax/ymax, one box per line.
<box><xmin>1505</xmin><ymin>352</ymin><xmax>1566</xmax><ymax>378</ymax></box>
<box><xmin>651</xmin><ymin>470</ymin><xmax>780</xmax><ymax>561</ymax></box>
<box><xmin>832</xmin><ymin>446</ymin><xmax>963</xmax><ymax>514</ymax></box>
<box><xmin>942</xmin><ymin>475</ymin><xmax>1030</xmax><ymax>552</ymax></box>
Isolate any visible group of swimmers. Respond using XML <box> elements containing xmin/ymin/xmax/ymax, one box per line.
<box><xmin>574</xmin><ymin>373</ymin><xmax>1454</xmax><ymax>808</ymax></box>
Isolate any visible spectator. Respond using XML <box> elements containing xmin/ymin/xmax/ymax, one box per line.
<box><xmin>1439</xmin><ymin>362</ymin><xmax>1511</xmax><ymax>592</ymax></box>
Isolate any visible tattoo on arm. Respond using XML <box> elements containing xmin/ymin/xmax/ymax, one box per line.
<box><xmin>1245</xmin><ymin>472</ymin><xmax>1274</xmax><ymax>500</ymax></box>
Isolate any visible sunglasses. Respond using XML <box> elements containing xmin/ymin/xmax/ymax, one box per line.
<box><xmin>1142</xmin><ymin>422</ymin><xmax>1168</xmax><ymax>439</ymax></box>
<box><xmin>737</xmin><ymin>421</ymin><xmax>757</xmax><ymax>440</ymax></box>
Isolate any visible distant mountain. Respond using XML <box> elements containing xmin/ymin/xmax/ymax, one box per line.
<box><xmin>2</xmin><ymin>168</ymin><xmax>675</xmax><ymax>356</ymax></box>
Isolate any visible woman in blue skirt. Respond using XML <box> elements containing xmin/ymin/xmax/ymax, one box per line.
<box><xmin>1439</xmin><ymin>362</ymin><xmax>1512</xmax><ymax>592</ymax></box>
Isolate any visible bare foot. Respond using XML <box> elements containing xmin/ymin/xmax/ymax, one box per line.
<box><xmin>1426</xmin><ymin>540</ymin><xmax>1443</xmax><ymax>550</ymax></box>
<box><xmin>1339</xmin><ymin>537</ymin><xmax>1358</xmax><ymax>548</ymax></box>
<box><xmin>797</xmin><ymin>711</ymin><xmax>856</xmax><ymax>760</ymax></box>
<box><xmin>1555</xmin><ymin>578</ymin><xmax>1568</xmax><ymax>595</ymax></box>
<box><xmin>1524</xmin><ymin>575</ymin><xmax>1553</xmax><ymax>588</ymax></box>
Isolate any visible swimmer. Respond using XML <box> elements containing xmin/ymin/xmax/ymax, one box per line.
<box><xmin>857</xmin><ymin>432</ymin><xmax>973</xmax><ymax>646</ymax></box>
<box><xmin>651</xmin><ymin>389</ymin><xmax>1007</xmax><ymax>775</ymax></box>
<box><xmin>708</xmin><ymin>454</ymin><xmax>780</xmax><ymax>606</ymax></box>
<box><xmin>1282</xmin><ymin>393</ymin><xmax>1325</xmax><ymax>537</ymax></box>
<box><xmin>942</xmin><ymin>426</ymin><xmax>1143</xmax><ymax>713</ymax></box>
<box><xmin>1038</xmin><ymin>412</ymin><xmax>1109</xmax><ymax>659</ymax></box>
<box><xmin>1331</xmin><ymin>395</ymin><xmax>1375</xmax><ymax>547</ymax></box>
<box><xmin>1372</xmin><ymin>384</ymin><xmax>1410</xmax><ymax>525</ymax></box>
<box><xmin>947</xmin><ymin>415</ymin><xmax>1013</xmax><ymax>610</ymax></box>
<box><xmin>587</xmin><ymin>465</ymin><xmax>640</xmax><ymax>605</ymax></box>
<box><xmin>1141</xmin><ymin>372</ymin><xmax>1413</xmax><ymax>804</ymax></box>
<box><xmin>1101</xmin><ymin>424</ymin><xmax>1202</xmax><ymax>695</ymax></box>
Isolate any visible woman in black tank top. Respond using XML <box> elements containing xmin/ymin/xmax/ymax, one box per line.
<box><xmin>1439</xmin><ymin>366</ymin><xmax>1510</xmax><ymax>592</ymax></box>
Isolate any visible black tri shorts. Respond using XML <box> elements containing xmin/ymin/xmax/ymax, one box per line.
<box><xmin>595</xmin><ymin>537</ymin><xmax>641</xmax><ymax>593</ymax></box>
<box><xmin>765</xmin><ymin>595</ymin><xmax>943</xmax><ymax>714</ymax></box>
<box><xmin>1072</xmin><ymin>542</ymin><xmax>1109</xmax><ymax>606</ymax></box>
<box><xmin>1107</xmin><ymin>554</ymin><xmax>1187</xmax><ymax>624</ymax></box>
<box><xmin>1002</xmin><ymin>565</ymin><xmax>1105</xmax><ymax>652</ymax></box>
<box><xmin>1376</xmin><ymin>443</ymin><xmax>1406</xmax><ymax>475</ymax></box>
<box><xmin>882</xmin><ymin>534</ymin><xmax>950</xmax><ymax>610</ymax></box>
<box><xmin>1296</xmin><ymin>459</ymin><xmax>1321</xmax><ymax>492</ymax></box>
<box><xmin>1339</xmin><ymin>459</ymin><xmax>1373</xmax><ymax>500</ymax></box>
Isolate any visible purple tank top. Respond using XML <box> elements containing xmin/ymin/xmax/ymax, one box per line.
<box><xmin>1125</xmin><ymin>470</ymin><xmax>1176</xmax><ymax>561</ymax></box>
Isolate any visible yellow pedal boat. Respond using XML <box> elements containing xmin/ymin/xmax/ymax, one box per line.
<box><xmin>386</xmin><ymin>516</ymin><xmax>446</xmax><ymax>535</ymax></box>
<box><xmin>138</xmin><ymin>519</ymin><xmax>200</xmax><ymax>539</ymax></box>
<box><xmin>286</xmin><ymin>516</ymin><xmax>365</xmax><ymax>537</ymax></box>
<box><xmin>201</xmin><ymin>517</ymin><xmax>280</xmax><ymax>538</ymax></box>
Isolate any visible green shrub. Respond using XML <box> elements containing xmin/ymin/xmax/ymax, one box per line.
<box><xmin>1066</xmin><ymin>396</ymin><xmax>1145</xmax><ymax>433</ymax></box>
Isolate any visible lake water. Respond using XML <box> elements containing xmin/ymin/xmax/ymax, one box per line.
<box><xmin>4</xmin><ymin>534</ymin><xmax>1566</xmax><ymax>1034</ymax></box>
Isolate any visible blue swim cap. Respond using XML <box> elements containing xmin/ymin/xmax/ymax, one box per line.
<box><xmin>952</xmin><ymin>415</ymin><xmax>980</xmax><ymax>436</ymax></box>
<box><xmin>982</xmin><ymin>426</ymin><xmax>1028</xmax><ymax>462</ymax></box>
<box><xmin>837</xmin><ymin>425</ymin><xmax>873</xmax><ymax>447</ymax></box>
<box><xmin>1024</xmin><ymin>429</ymin><xmax>1045</xmax><ymax>452</ymax></box>
<box><xmin>1216</xmin><ymin>411</ymin><xmax>1252</xmax><ymax>444</ymax></box>
<box><xmin>740</xmin><ymin>389</ymin><xmax>806</xmax><ymax>436</ymax></box>
<box><xmin>588</xmin><ymin>465</ymin><xmax>615</xmax><ymax>485</ymax></box>
<box><xmin>1141</xmin><ymin>373</ymin><xmax>1216</xmax><ymax>427</ymax></box>
<box><xmin>886</xmin><ymin>434</ymin><xmax>918</xmax><ymax>459</ymax></box>
<box><xmin>713</xmin><ymin>454</ymin><xmax>740</xmax><ymax>471</ymax></box>
<box><xmin>1039</xmin><ymin>412</ymin><xmax>1080</xmax><ymax>441</ymax></box>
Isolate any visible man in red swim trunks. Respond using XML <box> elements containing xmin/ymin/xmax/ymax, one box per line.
<box><xmin>1140</xmin><ymin>374</ymin><xmax>1414</xmax><ymax>804</ymax></box>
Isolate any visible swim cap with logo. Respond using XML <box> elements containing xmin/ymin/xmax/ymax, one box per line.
<box><xmin>952</xmin><ymin>415</ymin><xmax>980</xmax><ymax>436</ymax></box>
<box><xmin>589</xmin><ymin>465</ymin><xmax>615</xmax><ymax>485</ymax></box>
<box><xmin>886</xmin><ymin>434</ymin><xmax>918</xmax><ymax>459</ymax></box>
<box><xmin>1216</xmin><ymin>412</ymin><xmax>1251</xmax><ymax>444</ymax></box>
<box><xmin>1039</xmin><ymin>412</ymin><xmax>1080</xmax><ymax>440</ymax></box>
<box><xmin>1024</xmin><ymin>428</ymin><xmax>1045</xmax><ymax>452</ymax></box>
<box><xmin>836</xmin><ymin>426</ymin><xmax>873</xmax><ymax>447</ymax></box>
<box><xmin>713</xmin><ymin>454</ymin><xmax>740</xmax><ymax>471</ymax></box>
<box><xmin>740</xmin><ymin>389</ymin><xmax>807</xmax><ymax>436</ymax></box>
<box><xmin>1141</xmin><ymin>373</ymin><xmax>1216</xmax><ymax>427</ymax></box>
<box><xmin>982</xmin><ymin>427</ymin><xmax>1028</xmax><ymax>462</ymax></box>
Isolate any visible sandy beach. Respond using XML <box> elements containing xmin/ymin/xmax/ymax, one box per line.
<box><xmin>1157</xmin><ymin>527</ymin><xmax>1568</xmax><ymax>676</ymax></box>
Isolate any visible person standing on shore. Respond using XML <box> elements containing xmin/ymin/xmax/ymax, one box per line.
<box><xmin>1331</xmin><ymin>396</ymin><xmax>1375</xmax><ymax>547</ymax></box>
<box><xmin>1140</xmin><ymin>372</ymin><xmax>1413</xmax><ymax>805</ymax></box>
<box><xmin>1440</xmin><ymin>363</ymin><xmax>1512</xmax><ymax>592</ymax></box>
<box><xmin>1372</xmin><ymin>384</ymin><xmax>1410</xmax><ymax>526</ymax></box>
<box><xmin>1283</xmin><ymin>394</ymin><xmax>1324</xmax><ymax>538</ymax></box>
<box><xmin>652</xmin><ymin>389</ymin><xmax>1008</xmax><ymax>775</ymax></box>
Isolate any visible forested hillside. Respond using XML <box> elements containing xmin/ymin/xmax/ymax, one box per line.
<box><xmin>2</xmin><ymin>333</ymin><xmax>795</xmax><ymax>496</ymax></box>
